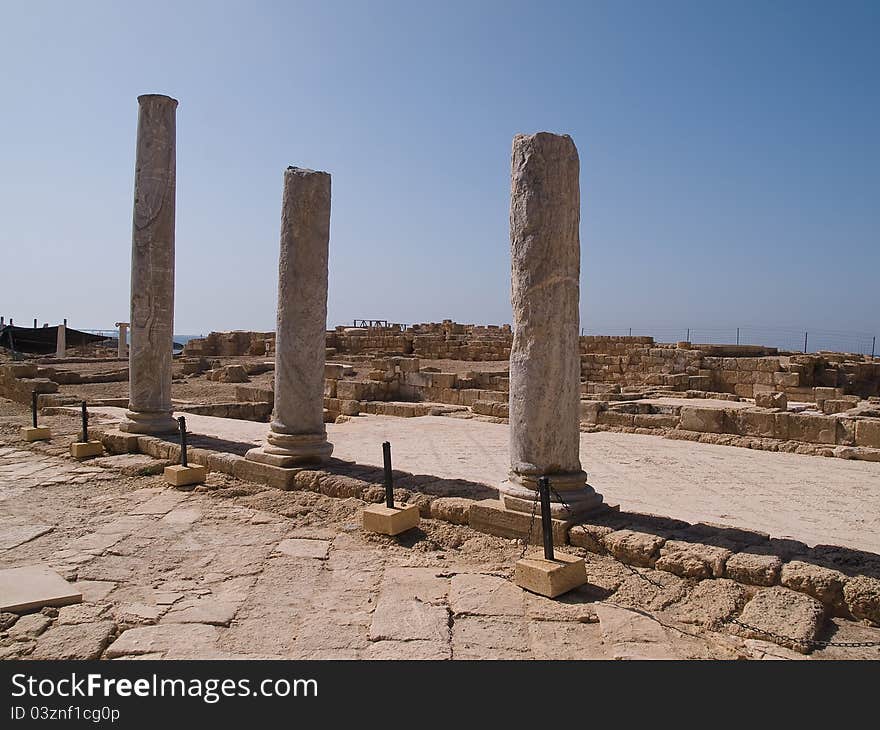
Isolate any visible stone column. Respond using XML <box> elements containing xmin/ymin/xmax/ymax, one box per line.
<box><xmin>246</xmin><ymin>167</ymin><xmax>333</xmax><ymax>466</ymax></box>
<box><xmin>120</xmin><ymin>94</ymin><xmax>178</xmax><ymax>434</ymax></box>
<box><xmin>55</xmin><ymin>324</ymin><xmax>66</xmax><ymax>358</ymax></box>
<box><xmin>499</xmin><ymin>132</ymin><xmax>602</xmax><ymax>518</ymax></box>
<box><xmin>115</xmin><ymin>322</ymin><xmax>129</xmax><ymax>359</ymax></box>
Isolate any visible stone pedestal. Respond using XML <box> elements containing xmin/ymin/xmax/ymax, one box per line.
<box><xmin>362</xmin><ymin>503</ymin><xmax>420</xmax><ymax>536</ymax></box>
<box><xmin>115</xmin><ymin>322</ymin><xmax>129</xmax><ymax>359</ymax></box>
<box><xmin>514</xmin><ymin>552</ymin><xmax>587</xmax><ymax>598</ymax></box>
<box><xmin>499</xmin><ymin>132</ymin><xmax>602</xmax><ymax>518</ymax></box>
<box><xmin>246</xmin><ymin>167</ymin><xmax>333</xmax><ymax>467</ymax></box>
<box><xmin>164</xmin><ymin>464</ymin><xmax>206</xmax><ymax>488</ymax></box>
<box><xmin>71</xmin><ymin>441</ymin><xmax>103</xmax><ymax>459</ymax></box>
<box><xmin>120</xmin><ymin>94</ymin><xmax>178</xmax><ymax>435</ymax></box>
<box><xmin>21</xmin><ymin>427</ymin><xmax>51</xmax><ymax>442</ymax></box>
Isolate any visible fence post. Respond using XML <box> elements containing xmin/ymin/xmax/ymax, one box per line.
<box><xmin>736</xmin><ymin>327</ymin><xmax>740</xmax><ymax>345</ymax></box>
<box><xmin>686</xmin><ymin>328</ymin><xmax>690</xmax><ymax>342</ymax></box>
<box><xmin>872</xmin><ymin>336</ymin><xmax>876</xmax><ymax>359</ymax></box>
<box><xmin>628</xmin><ymin>327</ymin><xmax>632</xmax><ymax>337</ymax></box>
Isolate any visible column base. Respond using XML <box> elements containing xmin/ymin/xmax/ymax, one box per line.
<box><xmin>245</xmin><ymin>430</ymin><xmax>333</xmax><ymax>468</ymax></box>
<box><xmin>119</xmin><ymin>409</ymin><xmax>178</xmax><ymax>435</ymax></box>
<box><xmin>498</xmin><ymin>469</ymin><xmax>604</xmax><ymax>519</ymax></box>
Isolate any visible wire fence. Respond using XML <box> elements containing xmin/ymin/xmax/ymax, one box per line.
<box><xmin>581</xmin><ymin>325</ymin><xmax>877</xmax><ymax>357</ymax></box>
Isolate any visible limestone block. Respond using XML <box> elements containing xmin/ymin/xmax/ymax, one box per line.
<box><xmin>164</xmin><ymin>464</ymin><xmax>207</xmax><ymax>487</ymax></box>
<box><xmin>21</xmin><ymin>426</ymin><xmax>51</xmax><ymax>442</ymax></box>
<box><xmin>568</xmin><ymin>523</ymin><xmax>614</xmax><ymax>554</ymax></box>
<box><xmin>362</xmin><ymin>503</ymin><xmax>420</xmax><ymax>536</ymax></box>
<box><xmin>733</xmin><ymin>587</ymin><xmax>825</xmax><ymax>654</ymax></box>
<box><xmin>855</xmin><ymin>419</ymin><xmax>880</xmax><ymax>448</ymax></box>
<box><xmin>0</xmin><ymin>566</ymin><xmax>82</xmax><ymax>612</ymax></box>
<box><xmin>787</xmin><ymin>414</ymin><xmax>838</xmax><ymax>444</ymax></box>
<box><xmin>754</xmin><ymin>391</ymin><xmax>787</xmax><ymax>410</ymax></box>
<box><xmin>780</xmin><ymin>560</ymin><xmax>848</xmax><ymax>616</ymax></box>
<box><xmin>602</xmin><ymin>529</ymin><xmax>665</xmax><ymax>568</ymax></box>
<box><xmin>654</xmin><ymin>540</ymin><xmax>731</xmax><ymax>579</ymax></box>
<box><xmin>843</xmin><ymin>576</ymin><xmax>880</xmax><ymax>626</ymax></box>
<box><xmin>679</xmin><ymin>406</ymin><xmax>726</xmax><ymax>433</ymax></box>
<box><xmin>70</xmin><ymin>441</ymin><xmax>103</xmax><ymax>459</ymax></box>
<box><xmin>724</xmin><ymin>552</ymin><xmax>782</xmax><ymax>586</ymax></box>
<box><xmin>514</xmin><ymin>552</ymin><xmax>587</xmax><ymax>598</ymax></box>
<box><xmin>429</xmin><ymin>497</ymin><xmax>473</xmax><ymax>525</ymax></box>
<box><xmin>468</xmin><ymin>500</ymin><xmax>570</xmax><ymax>545</ymax></box>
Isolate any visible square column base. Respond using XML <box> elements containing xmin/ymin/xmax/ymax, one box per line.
<box><xmin>70</xmin><ymin>441</ymin><xmax>103</xmax><ymax>459</ymax></box>
<box><xmin>22</xmin><ymin>426</ymin><xmax>51</xmax><ymax>442</ymax></box>
<box><xmin>164</xmin><ymin>464</ymin><xmax>207</xmax><ymax>488</ymax></box>
<box><xmin>362</xmin><ymin>502</ymin><xmax>420</xmax><ymax>535</ymax></box>
<box><xmin>514</xmin><ymin>551</ymin><xmax>587</xmax><ymax>598</ymax></box>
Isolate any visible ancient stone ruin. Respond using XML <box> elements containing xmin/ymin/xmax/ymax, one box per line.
<box><xmin>2</xmin><ymin>100</ymin><xmax>879</xmax><ymax>662</ymax></box>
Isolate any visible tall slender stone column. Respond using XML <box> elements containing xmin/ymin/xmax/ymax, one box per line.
<box><xmin>246</xmin><ymin>167</ymin><xmax>333</xmax><ymax>466</ymax></box>
<box><xmin>115</xmin><ymin>322</ymin><xmax>129</xmax><ymax>359</ymax></box>
<box><xmin>499</xmin><ymin>132</ymin><xmax>602</xmax><ymax>518</ymax></box>
<box><xmin>121</xmin><ymin>94</ymin><xmax>178</xmax><ymax>435</ymax></box>
<box><xmin>55</xmin><ymin>324</ymin><xmax>66</xmax><ymax>358</ymax></box>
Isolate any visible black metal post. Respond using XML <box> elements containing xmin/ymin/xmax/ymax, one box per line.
<box><xmin>804</xmin><ymin>331</ymin><xmax>808</xmax><ymax>354</ymax></box>
<box><xmin>178</xmin><ymin>416</ymin><xmax>188</xmax><ymax>467</ymax></box>
<box><xmin>736</xmin><ymin>327</ymin><xmax>740</xmax><ymax>345</ymax></box>
<box><xmin>81</xmin><ymin>401</ymin><xmax>88</xmax><ymax>443</ymax></box>
<box><xmin>872</xmin><ymin>336</ymin><xmax>876</xmax><ymax>359</ymax></box>
<box><xmin>537</xmin><ymin>476</ymin><xmax>554</xmax><ymax>561</ymax></box>
<box><xmin>382</xmin><ymin>441</ymin><xmax>394</xmax><ymax>508</ymax></box>
<box><xmin>686</xmin><ymin>328</ymin><xmax>690</xmax><ymax>342</ymax></box>
<box><xmin>31</xmin><ymin>391</ymin><xmax>38</xmax><ymax>428</ymax></box>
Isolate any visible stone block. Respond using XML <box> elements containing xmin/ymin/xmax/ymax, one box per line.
<box><xmin>163</xmin><ymin>464</ymin><xmax>207</xmax><ymax>487</ymax></box>
<box><xmin>754</xmin><ymin>391</ymin><xmax>787</xmax><ymax>410</ymax></box>
<box><xmin>468</xmin><ymin>500</ymin><xmax>571</xmax><ymax>546</ymax></box>
<box><xmin>514</xmin><ymin>552</ymin><xmax>587</xmax><ymax>598</ymax></box>
<box><xmin>787</xmin><ymin>414</ymin><xmax>838</xmax><ymax>444</ymax></box>
<box><xmin>780</xmin><ymin>560</ymin><xmax>848</xmax><ymax>616</ymax></box>
<box><xmin>724</xmin><ymin>552</ymin><xmax>782</xmax><ymax>586</ymax></box>
<box><xmin>0</xmin><ymin>566</ymin><xmax>82</xmax><ymax>613</ymax></box>
<box><xmin>679</xmin><ymin>406</ymin><xmax>725</xmax><ymax>433</ymax></box>
<box><xmin>429</xmin><ymin>497</ymin><xmax>473</xmax><ymax>525</ymax></box>
<box><xmin>362</xmin><ymin>503</ymin><xmax>420</xmax><ymax>535</ymax></box>
<box><xmin>569</xmin><ymin>523</ymin><xmax>614</xmax><ymax>554</ymax></box>
<box><xmin>855</xmin><ymin>419</ymin><xmax>880</xmax><ymax>448</ymax></box>
<box><xmin>843</xmin><ymin>576</ymin><xmax>880</xmax><ymax>626</ymax></box>
<box><xmin>21</xmin><ymin>426</ymin><xmax>51</xmax><ymax>442</ymax></box>
<box><xmin>602</xmin><ymin>529</ymin><xmax>665</xmax><ymax>568</ymax></box>
<box><xmin>733</xmin><ymin>587</ymin><xmax>825</xmax><ymax>654</ymax></box>
<box><xmin>654</xmin><ymin>540</ymin><xmax>731</xmax><ymax>579</ymax></box>
<box><xmin>70</xmin><ymin>441</ymin><xmax>103</xmax><ymax>459</ymax></box>
<box><xmin>100</xmin><ymin>429</ymin><xmax>141</xmax><ymax>454</ymax></box>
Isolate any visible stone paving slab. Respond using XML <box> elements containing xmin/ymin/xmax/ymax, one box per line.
<box><xmin>0</xmin><ymin>565</ymin><xmax>82</xmax><ymax>612</ymax></box>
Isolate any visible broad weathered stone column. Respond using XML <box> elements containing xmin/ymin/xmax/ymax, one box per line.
<box><xmin>246</xmin><ymin>167</ymin><xmax>333</xmax><ymax>466</ymax></box>
<box><xmin>55</xmin><ymin>324</ymin><xmax>66</xmax><ymax>358</ymax></box>
<box><xmin>121</xmin><ymin>94</ymin><xmax>178</xmax><ymax>434</ymax></box>
<box><xmin>115</xmin><ymin>322</ymin><xmax>129</xmax><ymax>359</ymax></box>
<box><xmin>499</xmin><ymin>132</ymin><xmax>603</xmax><ymax>517</ymax></box>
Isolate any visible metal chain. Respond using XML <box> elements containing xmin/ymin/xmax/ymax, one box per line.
<box><xmin>519</xmin><ymin>489</ymin><xmax>539</xmax><ymax>559</ymax></box>
<box><xmin>723</xmin><ymin>616</ymin><xmax>880</xmax><ymax>649</ymax></box>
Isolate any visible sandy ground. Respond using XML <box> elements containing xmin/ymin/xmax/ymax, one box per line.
<box><xmin>80</xmin><ymin>408</ymin><xmax>880</xmax><ymax>554</ymax></box>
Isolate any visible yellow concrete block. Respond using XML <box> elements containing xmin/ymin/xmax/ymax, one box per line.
<box><xmin>21</xmin><ymin>426</ymin><xmax>51</xmax><ymax>442</ymax></box>
<box><xmin>70</xmin><ymin>441</ymin><xmax>103</xmax><ymax>459</ymax></box>
<box><xmin>164</xmin><ymin>464</ymin><xmax>207</xmax><ymax>487</ymax></box>
<box><xmin>514</xmin><ymin>551</ymin><xmax>587</xmax><ymax>598</ymax></box>
<box><xmin>362</xmin><ymin>502</ymin><xmax>420</xmax><ymax>535</ymax></box>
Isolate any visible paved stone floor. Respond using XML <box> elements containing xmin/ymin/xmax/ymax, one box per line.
<box><xmin>2</xmin><ymin>433</ymin><xmax>879</xmax><ymax>660</ymax></box>
<box><xmin>86</xmin><ymin>408</ymin><xmax>880</xmax><ymax>553</ymax></box>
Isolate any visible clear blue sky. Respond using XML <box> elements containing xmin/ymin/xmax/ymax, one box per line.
<box><xmin>1</xmin><ymin>0</ymin><xmax>877</xmax><ymax>337</ymax></box>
